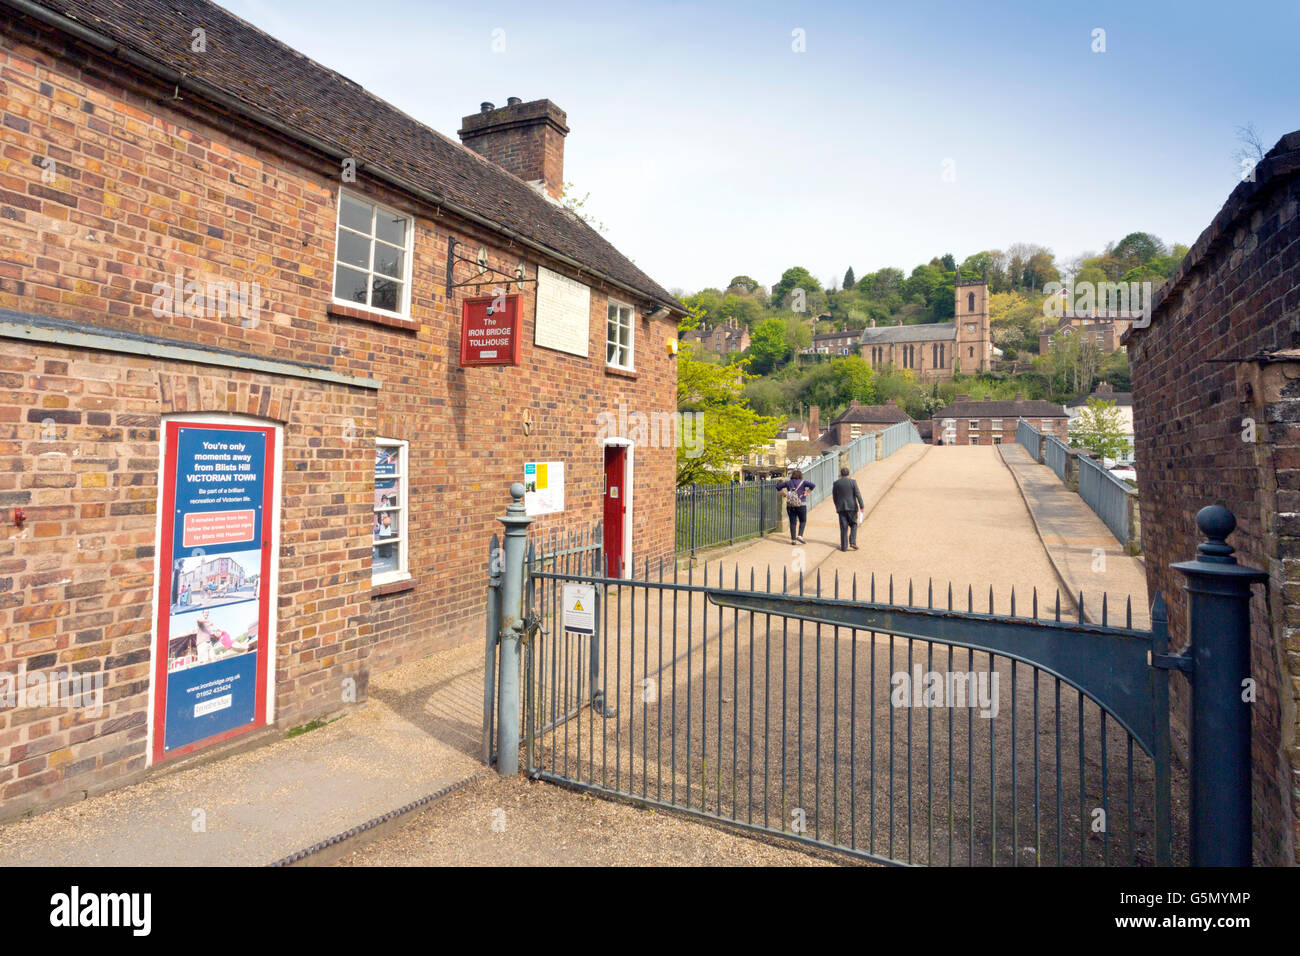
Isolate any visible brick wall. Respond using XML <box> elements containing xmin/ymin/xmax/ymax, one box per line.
<box><xmin>0</xmin><ymin>19</ymin><xmax>678</xmax><ymax>812</ymax></box>
<box><xmin>1127</xmin><ymin>131</ymin><xmax>1300</xmax><ymax>865</ymax></box>
<box><xmin>0</xmin><ymin>347</ymin><xmax>374</xmax><ymax>815</ymax></box>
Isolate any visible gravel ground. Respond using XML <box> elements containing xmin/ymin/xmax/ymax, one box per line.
<box><xmin>336</xmin><ymin>773</ymin><xmax>841</xmax><ymax>866</ymax></box>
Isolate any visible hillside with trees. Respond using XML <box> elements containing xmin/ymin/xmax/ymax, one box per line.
<box><xmin>677</xmin><ymin>232</ymin><xmax>1187</xmax><ymax>426</ymax></box>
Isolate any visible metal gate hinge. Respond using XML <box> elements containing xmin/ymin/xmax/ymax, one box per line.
<box><xmin>1149</xmin><ymin>650</ymin><xmax>1194</xmax><ymax>673</ymax></box>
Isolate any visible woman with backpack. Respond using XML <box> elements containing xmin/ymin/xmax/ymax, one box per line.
<box><xmin>775</xmin><ymin>469</ymin><xmax>814</xmax><ymax>544</ymax></box>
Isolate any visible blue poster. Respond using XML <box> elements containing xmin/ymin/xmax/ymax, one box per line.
<box><xmin>160</xmin><ymin>424</ymin><xmax>271</xmax><ymax>756</ymax></box>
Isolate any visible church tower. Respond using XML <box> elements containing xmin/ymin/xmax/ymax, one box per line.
<box><xmin>954</xmin><ymin>271</ymin><xmax>991</xmax><ymax>373</ymax></box>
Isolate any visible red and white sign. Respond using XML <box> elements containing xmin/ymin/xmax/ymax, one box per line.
<box><xmin>460</xmin><ymin>293</ymin><xmax>521</xmax><ymax>366</ymax></box>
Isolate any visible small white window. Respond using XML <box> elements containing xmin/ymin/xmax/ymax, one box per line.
<box><xmin>333</xmin><ymin>191</ymin><xmax>413</xmax><ymax>317</ymax></box>
<box><xmin>607</xmin><ymin>300</ymin><xmax>635</xmax><ymax>370</ymax></box>
<box><xmin>373</xmin><ymin>438</ymin><xmax>410</xmax><ymax>584</ymax></box>
<box><xmin>970</xmin><ymin>420</ymin><xmax>980</xmax><ymax>430</ymax></box>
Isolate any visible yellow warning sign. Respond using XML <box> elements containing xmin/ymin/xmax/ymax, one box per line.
<box><xmin>562</xmin><ymin>583</ymin><xmax>596</xmax><ymax>635</ymax></box>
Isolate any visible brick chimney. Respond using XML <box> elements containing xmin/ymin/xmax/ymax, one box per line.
<box><xmin>809</xmin><ymin>405</ymin><xmax>820</xmax><ymax>438</ymax></box>
<box><xmin>458</xmin><ymin>98</ymin><xmax>569</xmax><ymax>199</ymax></box>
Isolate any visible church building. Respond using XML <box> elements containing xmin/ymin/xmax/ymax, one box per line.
<box><xmin>859</xmin><ymin>275</ymin><xmax>996</xmax><ymax>381</ymax></box>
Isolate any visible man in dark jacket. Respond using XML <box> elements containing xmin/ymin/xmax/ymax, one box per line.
<box><xmin>831</xmin><ymin>467</ymin><xmax>865</xmax><ymax>552</ymax></box>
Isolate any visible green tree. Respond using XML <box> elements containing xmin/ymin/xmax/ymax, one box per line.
<box><xmin>843</xmin><ymin>266</ymin><xmax>855</xmax><ymax>290</ymax></box>
<box><xmin>1022</xmin><ymin>250</ymin><xmax>1060</xmax><ymax>290</ymax></box>
<box><xmin>726</xmin><ymin>275</ymin><xmax>762</xmax><ymax>295</ymax></box>
<box><xmin>718</xmin><ymin>293</ymin><xmax>762</xmax><ymax>326</ymax></box>
<box><xmin>771</xmin><ymin>267</ymin><xmax>821</xmax><ymax>311</ymax></box>
<box><xmin>782</xmin><ymin>316</ymin><xmax>812</xmax><ymax>354</ymax></box>
<box><xmin>748</xmin><ymin>318</ymin><xmax>791</xmax><ymax>375</ymax></box>
<box><xmin>1070</xmin><ymin>398</ymin><xmax>1130</xmax><ymax>462</ymax></box>
<box><xmin>677</xmin><ymin>341</ymin><xmax>782</xmax><ymax>485</ymax></box>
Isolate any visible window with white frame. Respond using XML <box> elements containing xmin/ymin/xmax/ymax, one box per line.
<box><xmin>372</xmin><ymin>438</ymin><xmax>409</xmax><ymax>584</ymax></box>
<box><xmin>607</xmin><ymin>300</ymin><xmax>635</xmax><ymax>370</ymax></box>
<box><xmin>333</xmin><ymin>191</ymin><xmax>413</xmax><ymax>317</ymax></box>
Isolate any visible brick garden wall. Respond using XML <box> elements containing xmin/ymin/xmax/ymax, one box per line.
<box><xmin>1127</xmin><ymin>131</ymin><xmax>1300</xmax><ymax>865</ymax></box>
<box><xmin>0</xmin><ymin>18</ymin><xmax>678</xmax><ymax>814</ymax></box>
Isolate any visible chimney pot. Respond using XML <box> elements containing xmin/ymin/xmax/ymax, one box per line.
<box><xmin>507</xmin><ymin>96</ymin><xmax>522</xmax><ymax>106</ymax></box>
<box><xmin>480</xmin><ymin>101</ymin><xmax>495</xmax><ymax>114</ymax></box>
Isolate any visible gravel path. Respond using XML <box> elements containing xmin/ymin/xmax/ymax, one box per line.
<box><xmin>336</xmin><ymin>773</ymin><xmax>841</xmax><ymax>866</ymax></box>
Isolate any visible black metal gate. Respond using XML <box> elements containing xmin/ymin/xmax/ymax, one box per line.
<box><xmin>486</xmin><ymin>489</ymin><xmax>1261</xmax><ymax>867</ymax></box>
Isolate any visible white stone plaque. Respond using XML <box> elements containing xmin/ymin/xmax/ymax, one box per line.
<box><xmin>534</xmin><ymin>265</ymin><xmax>591</xmax><ymax>357</ymax></box>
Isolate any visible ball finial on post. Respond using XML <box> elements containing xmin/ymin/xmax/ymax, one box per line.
<box><xmin>1195</xmin><ymin>504</ymin><xmax>1237</xmax><ymax>564</ymax></box>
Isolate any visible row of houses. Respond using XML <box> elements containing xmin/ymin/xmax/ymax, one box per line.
<box><xmin>733</xmin><ymin>382</ymin><xmax>1133</xmax><ymax>479</ymax></box>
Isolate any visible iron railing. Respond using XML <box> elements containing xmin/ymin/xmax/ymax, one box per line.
<box><xmin>520</xmin><ymin>552</ymin><xmax>1185</xmax><ymax>866</ymax></box>
<box><xmin>1044</xmin><ymin>435</ymin><xmax>1069</xmax><ymax>482</ymax></box>
<box><xmin>1078</xmin><ymin>453</ymin><xmax>1136</xmax><ymax>547</ymax></box>
<box><xmin>1016</xmin><ymin>419</ymin><xmax>1042</xmax><ymax>461</ymax></box>
<box><xmin>675</xmin><ymin>420</ymin><xmax>922</xmax><ymax>555</ymax></box>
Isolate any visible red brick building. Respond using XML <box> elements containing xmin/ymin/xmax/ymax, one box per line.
<box><xmin>1039</xmin><ymin>311</ymin><xmax>1138</xmax><ymax>355</ymax></box>
<box><xmin>931</xmin><ymin>395</ymin><xmax>1068</xmax><ymax>446</ymax></box>
<box><xmin>0</xmin><ymin>0</ymin><xmax>685</xmax><ymax>815</ymax></box>
<box><xmin>1126</xmin><ymin>130</ymin><xmax>1300</xmax><ymax>865</ymax></box>
<box><xmin>681</xmin><ymin>317</ymin><xmax>749</xmax><ymax>355</ymax></box>
<box><xmin>824</xmin><ymin>399</ymin><xmax>910</xmax><ymax>446</ymax></box>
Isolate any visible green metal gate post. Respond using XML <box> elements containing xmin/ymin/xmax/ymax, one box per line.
<box><xmin>482</xmin><ymin>533</ymin><xmax>501</xmax><ymax>765</ymax></box>
<box><xmin>495</xmin><ymin>482</ymin><xmax>533</xmax><ymax>775</ymax></box>
<box><xmin>1171</xmin><ymin>505</ymin><xmax>1267</xmax><ymax>866</ymax></box>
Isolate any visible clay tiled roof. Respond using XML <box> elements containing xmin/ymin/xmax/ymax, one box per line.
<box><xmin>829</xmin><ymin>402</ymin><xmax>911</xmax><ymax>426</ymax></box>
<box><xmin>19</xmin><ymin>0</ymin><xmax>684</xmax><ymax>312</ymax></box>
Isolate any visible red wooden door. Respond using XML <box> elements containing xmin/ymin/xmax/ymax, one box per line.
<box><xmin>603</xmin><ymin>445</ymin><xmax>626</xmax><ymax>577</ymax></box>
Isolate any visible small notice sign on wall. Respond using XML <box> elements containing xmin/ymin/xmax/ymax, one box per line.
<box><xmin>534</xmin><ymin>266</ymin><xmax>590</xmax><ymax>357</ymax></box>
<box><xmin>523</xmin><ymin>461</ymin><xmax>565</xmax><ymax>516</ymax></box>
<box><xmin>460</xmin><ymin>293</ymin><xmax>521</xmax><ymax>366</ymax></box>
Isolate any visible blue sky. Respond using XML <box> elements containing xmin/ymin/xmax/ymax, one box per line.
<box><xmin>224</xmin><ymin>0</ymin><xmax>1298</xmax><ymax>294</ymax></box>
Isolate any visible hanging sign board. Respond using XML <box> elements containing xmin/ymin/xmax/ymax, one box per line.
<box><xmin>523</xmin><ymin>461</ymin><xmax>565</xmax><ymax>516</ymax></box>
<box><xmin>460</xmin><ymin>293</ymin><xmax>521</xmax><ymax>366</ymax></box>
<box><xmin>534</xmin><ymin>266</ymin><xmax>591</xmax><ymax>357</ymax></box>
<box><xmin>153</xmin><ymin>421</ymin><xmax>276</xmax><ymax>763</ymax></box>
<box><xmin>562</xmin><ymin>583</ymin><xmax>596</xmax><ymax>635</ymax></box>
